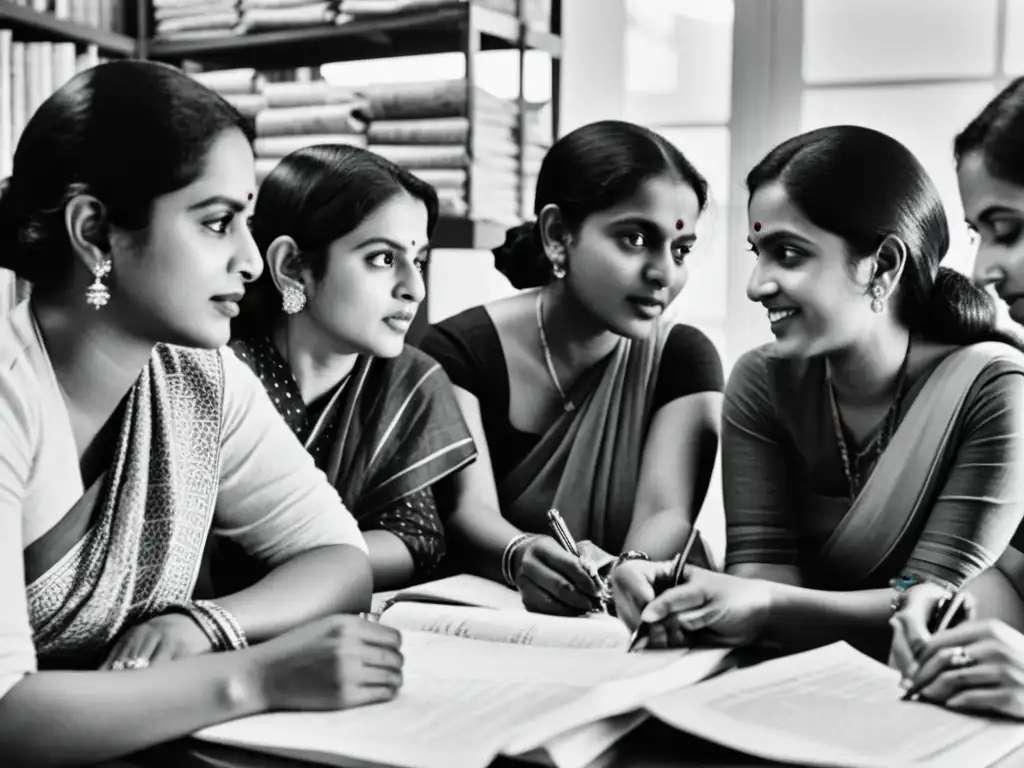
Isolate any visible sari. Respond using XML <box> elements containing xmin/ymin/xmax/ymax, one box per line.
<box><xmin>737</xmin><ymin>340</ymin><xmax>1024</xmax><ymax>592</ymax></box>
<box><xmin>25</xmin><ymin>345</ymin><xmax>224</xmax><ymax>670</ymax></box>
<box><xmin>220</xmin><ymin>336</ymin><xmax>477</xmax><ymax>583</ymax></box>
<box><xmin>498</xmin><ymin>321</ymin><xmax>672</xmax><ymax>555</ymax></box>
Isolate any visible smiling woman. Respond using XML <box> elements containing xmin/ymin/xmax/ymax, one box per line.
<box><xmin>419</xmin><ymin>120</ymin><xmax>724</xmax><ymax>616</ymax></box>
<box><xmin>217</xmin><ymin>144</ymin><xmax>478</xmax><ymax>593</ymax></box>
<box><xmin>610</xmin><ymin>125</ymin><xmax>1024</xmax><ymax>660</ymax></box>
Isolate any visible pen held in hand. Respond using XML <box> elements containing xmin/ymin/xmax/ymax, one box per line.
<box><xmin>899</xmin><ymin>590</ymin><xmax>968</xmax><ymax>702</ymax></box>
<box><xmin>546</xmin><ymin>508</ymin><xmax>606</xmax><ymax>604</ymax></box>
<box><xmin>626</xmin><ymin>527</ymin><xmax>700</xmax><ymax>653</ymax></box>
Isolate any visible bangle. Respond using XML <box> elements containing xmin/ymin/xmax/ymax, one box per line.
<box><xmin>501</xmin><ymin>533</ymin><xmax>533</xmax><ymax>588</ymax></box>
<box><xmin>888</xmin><ymin>575</ymin><xmax>921</xmax><ymax>614</ymax></box>
<box><xmin>164</xmin><ymin>600</ymin><xmax>248</xmax><ymax>651</ymax></box>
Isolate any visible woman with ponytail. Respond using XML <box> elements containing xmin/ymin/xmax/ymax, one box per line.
<box><xmin>612</xmin><ymin>125</ymin><xmax>1024</xmax><ymax>660</ymax></box>
<box><xmin>419</xmin><ymin>120</ymin><xmax>724</xmax><ymax>615</ymax></box>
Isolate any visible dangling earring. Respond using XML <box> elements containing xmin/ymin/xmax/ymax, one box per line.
<box><xmin>870</xmin><ymin>283</ymin><xmax>885</xmax><ymax>313</ymax></box>
<box><xmin>281</xmin><ymin>284</ymin><xmax>306</xmax><ymax>314</ymax></box>
<box><xmin>85</xmin><ymin>259</ymin><xmax>111</xmax><ymax>309</ymax></box>
<box><xmin>551</xmin><ymin>262</ymin><xmax>566</xmax><ymax>280</ymax></box>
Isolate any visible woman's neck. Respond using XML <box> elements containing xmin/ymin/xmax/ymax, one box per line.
<box><xmin>272</xmin><ymin>314</ymin><xmax>359</xmax><ymax>405</ymax></box>
<box><xmin>539</xmin><ymin>282</ymin><xmax>620</xmax><ymax>378</ymax></box>
<box><xmin>826</xmin><ymin>321</ymin><xmax>912</xmax><ymax>406</ymax></box>
<box><xmin>32</xmin><ymin>296</ymin><xmax>156</xmax><ymax>420</ymax></box>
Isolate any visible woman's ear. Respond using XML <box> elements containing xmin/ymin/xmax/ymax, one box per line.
<box><xmin>537</xmin><ymin>203</ymin><xmax>570</xmax><ymax>273</ymax></box>
<box><xmin>64</xmin><ymin>194</ymin><xmax>111</xmax><ymax>276</ymax></box>
<box><xmin>870</xmin><ymin>234</ymin><xmax>909</xmax><ymax>300</ymax></box>
<box><xmin>265</xmin><ymin>235</ymin><xmax>306</xmax><ymax>297</ymax></box>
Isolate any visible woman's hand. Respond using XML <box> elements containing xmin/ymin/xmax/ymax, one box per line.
<box><xmin>514</xmin><ymin>535</ymin><xmax>604</xmax><ymax>615</ymax></box>
<box><xmin>251</xmin><ymin>615</ymin><xmax>404</xmax><ymax>712</ymax></box>
<box><xmin>610</xmin><ymin>559</ymin><xmax>675</xmax><ymax>630</ymax></box>
<box><xmin>888</xmin><ymin>582</ymin><xmax>954</xmax><ymax>679</ymax></box>
<box><xmin>634</xmin><ymin>567</ymin><xmax>774</xmax><ymax>649</ymax></box>
<box><xmin>902</xmin><ymin>619</ymin><xmax>1024</xmax><ymax>720</ymax></box>
<box><xmin>102</xmin><ymin>613</ymin><xmax>214</xmax><ymax>670</ymax></box>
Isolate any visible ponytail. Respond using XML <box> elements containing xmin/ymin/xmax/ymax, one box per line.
<box><xmin>915</xmin><ymin>266</ymin><xmax>1024</xmax><ymax>352</ymax></box>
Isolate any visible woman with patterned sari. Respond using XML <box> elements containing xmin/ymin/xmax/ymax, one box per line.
<box><xmin>889</xmin><ymin>77</ymin><xmax>1024</xmax><ymax>720</ymax></box>
<box><xmin>611</xmin><ymin>126</ymin><xmax>1024</xmax><ymax>659</ymax></box>
<box><xmin>0</xmin><ymin>62</ymin><xmax>403</xmax><ymax>765</ymax></box>
<box><xmin>419</xmin><ymin>121</ymin><xmax>725</xmax><ymax>615</ymax></box>
<box><xmin>216</xmin><ymin>144</ymin><xmax>477</xmax><ymax>592</ymax></box>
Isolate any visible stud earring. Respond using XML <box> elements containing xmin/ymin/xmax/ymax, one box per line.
<box><xmin>870</xmin><ymin>283</ymin><xmax>885</xmax><ymax>313</ymax></box>
<box><xmin>85</xmin><ymin>259</ymin><xmax>112</xmax><ymax>309</ymax></box>
<box><xmin>551</xmin><ymin>261</ymin><xmax>566</xmax><ymax>280</ymax></box>
<box><xmin>282</xmin><ymin>284</ymin><xmax>306</xmax><ymax>314</ymax></box>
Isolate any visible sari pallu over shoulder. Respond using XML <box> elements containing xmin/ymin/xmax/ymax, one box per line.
<box><xmin>24</xmin><ymin>345</ymin><xmax>225</xmax><ymax>669</ymax></box>
<box><xmin>497</xmin><ymin>321</ymin><xmax>672</xmax><ymax>555</ymax></box>
<box><xmin>784</xmin><ymin>342</ymin><xmax>1024</xmax><ymax>591</ymax></box>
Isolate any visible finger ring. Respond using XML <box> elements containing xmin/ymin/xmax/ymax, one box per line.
<box><xmin>111</xmin><ymin>657</ymin><xmax>150</xmax><ymax>671</ymax></box>
<box><xmin>949</xmin><ymin>646</ymin><xmax>974</xmax><ymax>668</ymax></box>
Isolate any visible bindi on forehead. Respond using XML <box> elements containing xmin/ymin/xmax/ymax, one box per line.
<box><xmin>753</xmin><ymin>221</ymin><xmax>762</xmax><ymax>232</ymax></box>
<box><xmin>675</xmin><ymin>219</ymin><xmax>684</xmax><ymax>230</ymax></box>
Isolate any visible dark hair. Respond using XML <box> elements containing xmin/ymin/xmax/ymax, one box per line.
<box><xmin>0</xmin><ymin>60</ymin><xmax>254</xmax><ymax>291</ymax></box>
<box><xmin>493</xmin><ymin>120</ymin><xmax>710</xmax><ymax>289</ymax></box>
<box><xmin>747</xmin><ymin>125</ymin><xmax>1021</xmax><ymax>350</ymax></box>
<box><xmin>233</xmin><ymin>144</ymin><xmax>439</xmax><ymax>337</ymax></box>
<box><xmin>955</xmin><ymin>76</ymin><xmax>1024</xmax><ymax>187</ymax></box>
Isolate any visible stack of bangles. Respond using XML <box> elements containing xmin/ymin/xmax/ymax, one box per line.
<box><xmin>163</xmin><ymin>599</ymin><xmax>249</xmax><ymax>653</ymax></box>
<box><xmin>501</xmin><ymin>533</ymin><xmax>535</xmax><ymax>587</ymax></box>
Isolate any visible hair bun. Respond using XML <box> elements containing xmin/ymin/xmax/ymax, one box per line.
<box><xmin>492</xmin><ymin>220</ymin><xmax>550</xmax><ymax>289</ymax></box>
<box><xmin>923</xmin><ymin>266</ymin><xmax>998</xmax><ymax>344</ymax></box>
<box><xmin>0</xmin><ymin>177</ymin><xmax>23</xmax><ymax>275</ymax></box>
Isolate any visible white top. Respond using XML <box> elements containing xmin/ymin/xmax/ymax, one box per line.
<box><xmin>0</xmin><ymin>301</ymin><xmax>367</xmax><ymax>700</ymax></box>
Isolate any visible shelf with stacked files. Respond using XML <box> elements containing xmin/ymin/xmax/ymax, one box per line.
<box><xmin>0</xmin><ymin>2</ymin><xmax>135</xmax><ymax>54</ymax></box>
<box><xmin>147</xmin><ymin>1</ymin><xmax>561</xmax><ymax>71</ymax></box>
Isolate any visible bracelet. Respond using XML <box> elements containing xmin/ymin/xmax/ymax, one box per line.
<box><xmin>888</xmin><ymin>575</ymin><xmax>921</xmax><ymax>614</ymax></box>
<box><xmin>164</xmin><ymin>600</ymin><xmax>248</xmax><ymax>651</ymax></box>
<box><xmin>501</xmin><ymin>533</ymin><xmax>533</xmax><ymax>588</ymax></box>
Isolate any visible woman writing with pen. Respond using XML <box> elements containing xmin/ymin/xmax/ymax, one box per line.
<box><xmin>888</xmin><ymin>76</ymin><xmax>1024</xmax><ymax>721</ymax></box>
<box><xmin>612</xmin><ymin>124</ymin><xmax>1024</xmax><ymax>661</ymax></box>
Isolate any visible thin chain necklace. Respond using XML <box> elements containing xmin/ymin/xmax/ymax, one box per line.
<box><xmin>827</xmin><ymin>337</ymin><xmax>912</xmax><ymax>503</ymax></box>
<box><xmin>535</xmin><ymin>290</ymin><xmax>575</xmax><ymax>412</ymax></box>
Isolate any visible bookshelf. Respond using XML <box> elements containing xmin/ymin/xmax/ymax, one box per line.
<box><xmin>0</xmin><ymin>0</ymin><xmax>562</xmax><ymax>332</ymax></box>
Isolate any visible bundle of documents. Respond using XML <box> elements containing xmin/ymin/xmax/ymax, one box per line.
<box><xmin>195</xmin><ymin>580</ymin><xmax>733</xmax><ymax>768</ymax></box>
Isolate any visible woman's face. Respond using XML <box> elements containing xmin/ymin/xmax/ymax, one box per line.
<box><xmin>110</xmin><ymin>128</ymin><xmax>262</xmax><ymax>349</ymax></box>
<box><xmin>563</xmin><ymin>174</ymin><xmax>700</xmax><ymax>338</ymax></box>
<box><xmin>959</xmin><ymin>151</ymin><xmax>1024</xmax><ymax>325</ymax></box>
<box><xmin>302</xmin><ymin>191</ymin><xmax>429</xmax><ymax>358</ymax></box>
<box><xmin>746</xmin><ymin>182</ymin><xmax>879</xmax><ymax>358</ymax></box>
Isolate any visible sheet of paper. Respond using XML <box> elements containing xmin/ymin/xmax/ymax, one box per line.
<box><xmin>380</xmin><ymin>602</ymin><xmax>631</xmax><ymax>649</ymax></box>
<box><xmin>384</xmin><ymin>573</ymin><xmax>527</xmax><ymax>612</ymax></box>
<box><xmin>195</xmin><ymin>631</ymin><xmax>731</xmax><ymax>768</ymax></box>
<box><xmin>647</xmin><ymin>641</ymin><xmax>1024</xmax><ymax>768</ymax></box>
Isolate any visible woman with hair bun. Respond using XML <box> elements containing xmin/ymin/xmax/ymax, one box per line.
<box><xmin>420</xmin><ymin>120</ymin><xmax>724</xmax><ymax>615</ymax></box>
<box><xmin>0</xmin><ymin>61</ymin><xmax>402</xmax><ymax>764</ymax></box>
<box><xmin>612</xmin><ymin>125</ymin><xmax>1024</xmax><ymax>659</ymax></box>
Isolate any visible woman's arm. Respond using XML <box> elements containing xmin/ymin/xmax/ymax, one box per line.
<box><xmin>720</xmin><ymin>348</ymin><xmax>804</xmax><ymax>586</ymax></box>
<box><xmin>622</xmin><ymin>392</ymin><xmax>722</xmax><ymax>560</ymax></box>
<box><xmin>444</xmin><ymin>386</ymin><xmax>527</xmax><ymax>581</ymax></box>
<box><xmin>361</xmin><ymin>487</ymin><xmax>446</xmax><ymax>590</ymax></box>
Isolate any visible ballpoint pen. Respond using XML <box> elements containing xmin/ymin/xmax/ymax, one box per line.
<box><xmin>546</xmin><ymin>508</ymin><xmax>609</xmax><ymax>611</ymax></box>
<box><xmin>900</xmin><ymin>589</ymin><xmax>968</xmax><ymax>702</ymax></box>
<box><xmin>626</xmin><ymin>525</ymin><xmax>700</xmax><ymax>653</ymax></box>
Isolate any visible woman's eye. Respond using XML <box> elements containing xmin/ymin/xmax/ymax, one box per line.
<box><xmin>368</xmin><ymin>252</ymin><xmax>395</xmax><ymax>268</ymax></box>
<box><xmin>205</xmin><ymin>215</ymin><xmax>233</xmax><ymax>235</ymax></box>
<box><xmin>672</xmin><ymin>245</ymin><xmax>692</xmax><ymax>264</ymax></box>
<box><xmin>992</xmin><ymin>220</ymin><xmax>1022</xmax><ymax>245</ymax></box>
<box><xmin>623</xmin><ymin>232</ymin><xmax>646</xmax><ymax>249</ymax></box>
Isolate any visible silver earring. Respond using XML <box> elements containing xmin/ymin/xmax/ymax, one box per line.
<box><xmin>85</xmin><ymin>259</ymin><xmax>111</xmax><ymax>309</ymax></box>
<box><xmin>282</xmin><ymin>285</ymin><xmax>306</xmax><ymax>314</ymax></box>
<box><xmin>870</xmin><ymin>283</ymin><xmax>885</xmax><ymax>313</ymax></box>
<box><xmin>551</xmin><ymin>262</ymin><xmax>566</xmax><ymax>280</ymax></box>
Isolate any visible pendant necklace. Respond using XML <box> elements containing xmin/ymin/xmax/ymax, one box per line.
<box><xmin>535</xmin><ymin>290</ymin><xmax>575</xmax><ymax>412</ymax></box>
